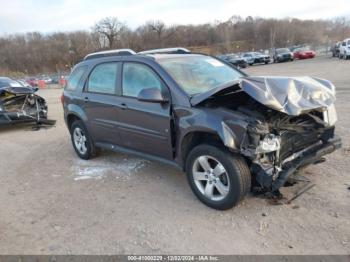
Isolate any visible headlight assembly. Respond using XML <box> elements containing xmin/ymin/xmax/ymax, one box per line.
<box><xmin>256</xmin><ymin>134</ymin><xmax>281</xmax><ymax>153</ymax></box>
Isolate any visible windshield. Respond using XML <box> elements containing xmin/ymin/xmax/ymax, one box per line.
<box><xmin>158</xmin><ymin>55</ymin><xmax>243</xmax><ymax>95</ymax></box>
<box><xmin>276</xmin><ymin>48</ymin><xmax>290</xmax><ymax>54</ymax></box>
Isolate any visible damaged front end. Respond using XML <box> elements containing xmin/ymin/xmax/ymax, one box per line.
<box><xmin>240</xmin><ymin>108</ymin><xmax>341</xmax><ymax>193</ymax></box>
<box><xmin>0</xmin><ymin>86</ymin><xmax>50</xmax><ymax>126</ymax></box>
<box><xmin>193</xmin><ymin>76</ymin><xmax>342</xmax><ymax>194</ymax></box>
<box><xmin>237</xmin><ymin>76</ymin><xmax>341</xmax><ymax>193</ymax></box>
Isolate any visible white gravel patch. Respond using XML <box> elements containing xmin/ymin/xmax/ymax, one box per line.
<box><xmin>72</xmin><ymin>157</ymin><xmax>149</xmax><ymax>181</ymax></box>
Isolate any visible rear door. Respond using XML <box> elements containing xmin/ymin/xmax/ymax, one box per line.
<box><xmin>82</xmin><ymin>62</ymin><xmax>122</xmax><ymax>145</ymax></box>
<box><xmin>116</xmin><ymin>61</ymin><xmax>173</xmax><ymax>159</ymax></box>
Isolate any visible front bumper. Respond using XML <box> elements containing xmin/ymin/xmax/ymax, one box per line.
<box><xmin>253</xmin><ymin>136</ymin><xmax>342</xmax><ymax>191</ymax></box>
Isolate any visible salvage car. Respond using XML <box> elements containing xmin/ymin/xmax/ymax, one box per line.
<box><xmin>0</xmin><ymin>77</ymin><xmax>48</xmax><ymax>126</ymax></box>
<box><xmin>339</xmin><ymin>38</ymin><xmax>350</xmax><ymax>59</ymax></box>
<box><xmin>293</xmin><ymin>48</ymin><xmax>316</xmax><ymax>59</ymax></box>
<box><xmin>273</xmin><ymin>48</ymin><xmax>294</xmax><ymax>62</ymax></box>
<box><xmin>62</xmin><ymin>48</ymin><xmax>341</xmax><ymax>210</ymax></box>
<box><xmin>217</xmin><ymin>54</ymin><xmax>248</xmax><ymax>68</ymax></box>
<box><xmin>242</xmin><ymin>52</ymin><xmax>270</xmax><ymax>65</ymax></box>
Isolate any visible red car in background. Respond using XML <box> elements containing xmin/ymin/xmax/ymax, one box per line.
<box><xmin>25</xmin><ymin>77</ymin><xmax>38</xmax><ymax>87</ymax></box>
<box><xmin>293</xmin><ymin>48</ymin><xmax>316</xmax><ymax>59</ymax></box>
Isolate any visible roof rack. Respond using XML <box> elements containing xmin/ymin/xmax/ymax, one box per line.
<box><xmin>84</xmin><ymin>49</ymin><xmax>136</xmax><ymax>60</ymax></box>
<box><xmin>138</xmin><ymin>47</ymin><xmax>191</xmax><ymax>55</ymax></box>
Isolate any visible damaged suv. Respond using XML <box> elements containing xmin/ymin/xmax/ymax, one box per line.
<box><xmin>0</xmin><ymin>77</ymin><xmax>48</xmax><ymax>126</ymax></box>
<box><xmin>62</xmin><ymin>49</ymin><xmax>341</xmax><ymax>210</ymax></box>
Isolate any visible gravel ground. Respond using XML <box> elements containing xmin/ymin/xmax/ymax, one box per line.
<box><xmin>0</xmin><ymin>56</ymin><xmax>349</xmax><ymax>255</ymax></box>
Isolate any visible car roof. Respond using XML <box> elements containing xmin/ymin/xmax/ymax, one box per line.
<box><xmin>147</xmin><ymin>53</ymin><xmax>205</xmax><ymax>60</ymax></box>
<box><xmin>84</xmin><ymin>49</ymin><xmax>136</xmax><ymax>60</ymax></box>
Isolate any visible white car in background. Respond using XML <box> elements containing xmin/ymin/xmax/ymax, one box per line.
<box><xmin>339</xmin><ymin>38</ymin><xmax>350</xmax><ymax>59</ymax></box>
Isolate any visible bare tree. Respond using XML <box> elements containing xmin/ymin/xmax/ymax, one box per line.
<box><xmin>146</xmin><ymin>20</ymin><xmax>165</xmax><ymax>46</ymax></box>
<box><xmin>93</xmin><ymin>17</ymin><xmax>127</xmax><ymax>49</ymax></box>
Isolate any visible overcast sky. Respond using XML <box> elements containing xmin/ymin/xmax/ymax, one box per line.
<box><xmin>0</xmin><ymin>0</ymin><xmax>349</xmax><ymax>34</ymax></box>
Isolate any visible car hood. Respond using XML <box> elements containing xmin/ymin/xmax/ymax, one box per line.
<box><xmin>190</xmin><ymin>76</ymin><xmax>336</xmax><ymax>116</ymax></box>
<box><xmin>0</xmin><ymin>86</ymin><xmax>38</xmax><ymax>94</ymax></box>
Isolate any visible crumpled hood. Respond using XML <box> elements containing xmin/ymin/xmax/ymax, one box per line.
<box><xmin>0</xmin><ymin>86</ymin><xmax>38</xmax><ymax>95</ymax></box>
<box><xmin>241</xmin><ymin>76</ymin><xmax>335</xmax><ymax>115</ymax></box>
<box><xmin>191</xmin><ymin>76</ymin><xmax>336</xmax><ymax>116</ymax></box>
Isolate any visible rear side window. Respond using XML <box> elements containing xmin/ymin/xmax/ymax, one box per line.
<box><xmin>87</xmin><ymin>63</ymin><xmax>118</xmax><ymax>94</ymax></box>
<box><xmin>66</xmin><ymin>66</ymin><xmax>87</xmax><ymax>91</ymax></box>
<box><xmin>122</xmin><ymin>63</ymin><xmax>162</xmax><ymax>97</ymax></box>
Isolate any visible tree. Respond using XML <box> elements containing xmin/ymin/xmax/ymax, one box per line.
<box><xmin>93</xmin><ymin>17</ymin><xmax>127</xmax><ymax>49</ymax></box>
<box><xmin>147</xmin><ymin>20</ymin><xmax>165</xmax><ymax>45</ymax></box>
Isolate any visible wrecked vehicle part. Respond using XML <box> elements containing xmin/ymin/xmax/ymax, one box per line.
<box><xmin>240</xmin><ymin>76</ymin><xmax>336</xmax><ymax>116</ymax></box>
<box><xmin>191</xmin><ymin>76</ymin><xmax>336</xmax><ymax>116</ymax></box>
<box><xmin>192</xmin><ymin>76</ymin><xmax>341</xmax><ymax>193</ymax></box>
<box><xmin>0</xmin><ymin>87</ymin><xmax>49</xmax><ymax>126</ymax></box>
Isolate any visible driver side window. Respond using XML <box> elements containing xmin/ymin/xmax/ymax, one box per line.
<box><xmin>122</xmin><ymin>62</ymin><xmax>162</xmax><ymax>97</ymax></box>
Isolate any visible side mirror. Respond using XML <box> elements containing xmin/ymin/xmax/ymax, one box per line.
<box><xmin>137</xmin><ymin>88</ymin><xmax>168</xmax><ymax>103</ymax></box>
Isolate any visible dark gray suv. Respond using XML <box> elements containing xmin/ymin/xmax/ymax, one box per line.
<box><xmin>62</xmin><ymin>48</ymin><xmax>341</xmax><ymax>210</ymax></box>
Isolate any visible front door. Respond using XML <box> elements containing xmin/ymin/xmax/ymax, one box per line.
<box><xmin>116</xmin><ymin>62</ymin><xmax>173</xmax><ymax>160</ymax></box>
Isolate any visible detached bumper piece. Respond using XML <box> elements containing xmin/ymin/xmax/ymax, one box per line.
<box><xmin>272</xmin><ymin>136</ymin><xmax>341</xmax><ymax>191</ymax></box>
<box><xmin>253</xmin><ymin>136</ymin><xmax>342</xmax><ymax>192</ymax></box>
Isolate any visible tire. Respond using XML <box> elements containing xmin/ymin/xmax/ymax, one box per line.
<box><xmin>185</xmin><ymin>144</ymin><xmax>251</xmax><ymax>210</ymax></box>
<box><xmin>70</xmin><ymin>120</ymin><xmax>95</xmax><ymax>160</ymax></box>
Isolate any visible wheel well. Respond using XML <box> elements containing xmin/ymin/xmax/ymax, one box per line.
<box><xmin>67</xmin><ymin>114</ymin><xmax>80</xmax><ymax>131</ymax></box>
<box><xmin>181</xmin><ymin>131</ymin><xmax>224</xmax><ymax>167</ymax></box>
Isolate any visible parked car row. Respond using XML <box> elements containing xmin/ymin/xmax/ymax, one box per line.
<box><xmin>332</xmin><ymin>38</ymin><xmax>350</xmax><ymax>59</ymax></box>
<box><xmin>218</xmin><ymin>46</ymin><xmax>316</xmax><ymax>69</ymax></box>
<box><xmin>22</xmin><ymin>74</ymin><xmax>68</xmax><ymax>87</ymax></box>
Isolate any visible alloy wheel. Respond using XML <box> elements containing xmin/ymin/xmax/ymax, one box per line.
<box><xmin>192</xmin><ymin>155</ymin><xmax>230</xmax><ymax>201</ymax></box>
<box><xmin>73</xmin><ymin>127</ymin><xmax>87</xmax><ymax>155</ymax></box>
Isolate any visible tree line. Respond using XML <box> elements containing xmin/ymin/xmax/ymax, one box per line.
<box><xmin>0</xmin><ymin>16</ymin><xmax>349</xmax><ymax>76</ymax></box>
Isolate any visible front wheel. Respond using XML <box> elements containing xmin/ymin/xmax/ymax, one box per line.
<box><xmin>186</xmin><ymin>144</ymin><xmax>251</xmax><ymax>210</ymax></box>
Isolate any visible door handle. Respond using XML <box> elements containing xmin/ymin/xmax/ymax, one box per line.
<box><xmin>120</xmin><ymin>103</ymin><xmax>128</xmax><ymax>110</ymax></box>
<box><xmin>84</xmin><ymin>97</ymin><xmax>89</xmax><ymax>103</ymax></box>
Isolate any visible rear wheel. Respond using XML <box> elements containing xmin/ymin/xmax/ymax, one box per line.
<box><xmin>186</xmin><ymin>144</ymin><xmax>251</xmax><ymax>210</ymax></box>
<box><xmin>70</xmin><ymin>120</ymin><xmax>95</xmax><ymax>160</ymax></box>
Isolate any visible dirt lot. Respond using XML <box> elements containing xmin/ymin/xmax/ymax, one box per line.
<box><xmin>0</xmin><ymin>56</ymin><xmax>349</xmax><ymax>255</ymax></box>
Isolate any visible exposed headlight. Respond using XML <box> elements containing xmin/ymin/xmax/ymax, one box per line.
<box><xmin>323</xmin><ymin>104</ymin><xmax>337</xmax><ymax>126</ymax></box>
<box><xmin>256</xmin><ymin>134</ymin><xmax>281</xmax><ymax>153</ymax></box>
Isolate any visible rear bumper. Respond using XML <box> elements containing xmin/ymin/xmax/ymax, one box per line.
<box><xmin>271</xmin><ymin>136</ymin><xmax>342</xmax><ymax>191</ymax></box>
